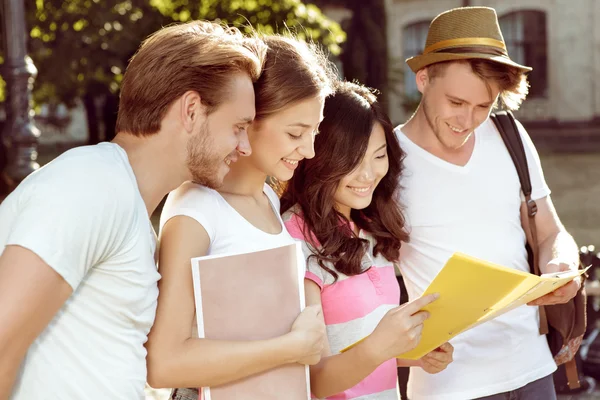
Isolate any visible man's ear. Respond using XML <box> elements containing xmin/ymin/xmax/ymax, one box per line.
<box><xmin>415</xmin><ymin>68</ymin><xmax>430</xmax><ymax>95</ymax></box>
<box><xmin>180</xmin><ymin>90</ymin><xmax>206</xmax><ymax>134</ymax></box>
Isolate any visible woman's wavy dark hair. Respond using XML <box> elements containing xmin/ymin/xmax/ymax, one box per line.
<box><xmin>280</xmin><ymin>81</ymin><xmax>409</xmax><ymax>280</ymax></box>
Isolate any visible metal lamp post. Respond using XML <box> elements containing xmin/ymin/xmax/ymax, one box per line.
<box><xmin>1</xmin><ymin>0</ymin><xmax>40</xmax><ymax>185</ymax></box>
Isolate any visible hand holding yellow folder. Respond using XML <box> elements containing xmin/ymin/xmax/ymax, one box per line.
<box><xmin>341</xmin><ymin>252</ymin><xmax>588</xmax><ymax>360</ymax></box>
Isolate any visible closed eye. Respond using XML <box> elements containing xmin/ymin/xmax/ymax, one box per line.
<box><xmin>287</xmin><ymin>132</ymin><xmax>302</xmax><ymax>140</ymax></box>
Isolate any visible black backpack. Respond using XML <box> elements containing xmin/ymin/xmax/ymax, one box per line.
<box><xmin>490</xmin><ymin>110</ymin><xmax>588</xmax><ymax>390</ymax></box>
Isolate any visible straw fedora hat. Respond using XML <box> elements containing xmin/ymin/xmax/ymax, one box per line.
<box><xmin>406</xmin><ymin>7</ymin><xmax>532</xmax><ymax>73</ymax></box>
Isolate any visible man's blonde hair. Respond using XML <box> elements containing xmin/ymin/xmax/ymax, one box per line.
<box><xmin>116</xmin><ymin>20</ymin><xmax>267</xmax><ymax>136</ymax></box>
<box><xmin>427</xmin><ymin>59</ymin><xmax>529</xmax><ymax>110</ymax></box>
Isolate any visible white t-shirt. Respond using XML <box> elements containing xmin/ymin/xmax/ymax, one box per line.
<box><xmin>160</xmin><ymin>181</ymin><xmax>294</xmax><ymax>258</ymax></box>
<box><xmin>395</xmin><ymin>119</ymin><xmax>556</xmax><ymax>400</ymax></box>
<box><xmin>0</xmin><ymin>143</ymin><xmax>160</xmax><ymax>400</ymax></box>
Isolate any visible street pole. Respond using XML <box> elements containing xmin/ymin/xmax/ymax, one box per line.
<box><xmin>1</xmin><ymin>0</ymin><xmax>40</xmax><ymax>186</ymax></box>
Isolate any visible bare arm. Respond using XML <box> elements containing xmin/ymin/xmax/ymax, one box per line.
<box><xmin>0</xmin><ymin>246</ymin><xmax>72</xmax><ymax>398</ymax></box>
<box><xmin>522</xmin><ymin>196</ymin><xmax>581</xmax><ymax>306</ymax></box>
<box><xmin>307</xmin><ymin>279</ymin><xmax>437</xmax><ymax>398</ymax></box>
<box><xmin>146</xmin><ymin>216</ymin><xmax>322</xmax><ymax>389</ymax></box>
<box><xmin>305</xmin><ymin>280</ymin><xmax>381</xmax><ymax>397</ymax></box>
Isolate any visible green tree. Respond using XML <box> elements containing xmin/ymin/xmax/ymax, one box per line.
<box><xmin>21</xmin><ymin>0</ymin><xmax>167</xmax><ymax>106</ymax></box>
<box><xmin>155</xmin><ymin>0</ymin><xmax>344</xmax><ymax>54</ymax></box>
<box><xmin>0</xmin><ymin>0</ymin><xmax>345</xmax><ymax>140</ymax></box>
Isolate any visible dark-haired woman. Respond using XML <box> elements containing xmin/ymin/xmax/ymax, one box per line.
<box><xmin>281</xmin><ymin>81</ymin><xmax>454</xmax><ymax>399</ymax></box>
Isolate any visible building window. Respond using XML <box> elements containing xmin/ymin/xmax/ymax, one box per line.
<box><xmin>402</xmin><ymin>21</ymin><xmax>429</xmax><ymax>100</ymax></box>
<box><xmin>499</xmin><ymin>10</ymin><xmax>548</xmax><ymax>98</ymax></box>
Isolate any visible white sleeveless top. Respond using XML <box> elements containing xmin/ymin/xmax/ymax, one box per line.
<box><xmin>160</xmin><ymin>181</ymin><xmax>294</xmax><ymax>256</ymax></box>
<box><xmin>160</xmin><ymin>182</ymin><xmax>294</xmax><ymax>399</ymax></box>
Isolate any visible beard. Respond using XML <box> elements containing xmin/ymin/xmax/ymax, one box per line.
<box><xmin>186</xmin><ymin>121</ymin><xmax>226</xmax><ymax>189</ymax></box>
<box><xmin>422</xmin><ymin>95</ymin><xmax>470</xmax><ymax>151</ymax></box>
<box><xmin>422</xmin><ymin>95</ymin><xmax>441</xmax><ymax>142</ymax></box>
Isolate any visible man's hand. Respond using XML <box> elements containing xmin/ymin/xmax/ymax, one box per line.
<box><xmin>416</xmin><ymin>342</ymin><xmax>454</xmax><ymax>374</ymax></box>
<box><xmin>528</xmin><ymin>260</ymin><xmax>581</xmax><ymax>306</ymax></box>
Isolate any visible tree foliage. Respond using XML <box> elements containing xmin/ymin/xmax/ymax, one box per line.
<box><xmin>0</xmin><ymin>0</ymin><xmax>345</xmax><ymax>107</ymax></box>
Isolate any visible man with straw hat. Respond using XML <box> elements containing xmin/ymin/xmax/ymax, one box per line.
<box><xmin>394</xmin><ymin>7</ymin><xmax>581</xmax><ymax>399</ymax></box>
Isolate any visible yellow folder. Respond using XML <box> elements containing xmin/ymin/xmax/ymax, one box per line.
<box><xmin>341</xmin><ymin>252</ymin><xmax>588</xmax><ymax>360</ymax></box>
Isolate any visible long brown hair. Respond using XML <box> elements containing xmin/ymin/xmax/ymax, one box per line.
<box><xmin>254</xmin><ymin>35</ymin><xmax>336</xmax><ymax>121</ymax></box>
<box><xmin>281</xmin><ymin>81</ymin><xmax>409</xmax><ymax>280</ymax></box>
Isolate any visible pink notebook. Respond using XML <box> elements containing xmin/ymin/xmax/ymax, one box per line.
<box><xmin>191</xmin><ymin>242</ymin><xmax>310</xmax><ymax>400</ymax></box>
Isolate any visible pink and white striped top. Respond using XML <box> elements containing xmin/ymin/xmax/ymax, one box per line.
<box><xmin>282</xmin><ymin>207</ymin><xmax>401</xmax><ymax>400</ymax></box>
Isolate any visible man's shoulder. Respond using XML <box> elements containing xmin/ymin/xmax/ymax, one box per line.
<box><xmin>51</xmin><ymin>142</ymin><xmax>129</xmax><ymax>174</ymax></box>
<box><xmin>15</xmin><ymin>143</ymin><xmax>138</xmax><ymax>213</ymax></box>
<box><xmin>33</xmin><ymin>143</ymin><xmax>134</xmax><ymax>191</ymax></box>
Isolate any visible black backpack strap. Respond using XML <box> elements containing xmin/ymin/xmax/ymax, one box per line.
<box><xmin>490</xmin><ymin>111</ymin><xmax>538</xmax><ymax>225</ymax></box>
<box><xmin>491</xmin><ymin>110</ymin><xmax>547</xmax><ymax>314</ymax></box>
<box><xmin>490</xmin><ymin>110</ymin><xmax>540</xmax><ymax>271</ymax></box>
<box><xmin>490</xmin><ymin>111</ymin><xmax>532</xmax><ymax>198</ymax></box>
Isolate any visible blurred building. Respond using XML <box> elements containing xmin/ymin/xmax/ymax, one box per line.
<box><xmin>323</xmin><ymin>0</ymin><xmax>600</xmax><ymax>151</ymax></box>
<box><xmin>5</xmin><ymin>1</ymin><xmax>600</xmax><ymax>153</ymax></box>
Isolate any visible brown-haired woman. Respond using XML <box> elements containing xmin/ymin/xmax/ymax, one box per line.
<box><xmin>146</xmin><ymin>34</ymin><xmax>336</xmax><ymax>398</ymax></box>
<box><xmin>281</xmin><ymin>81</ymin><xmax>454</xmax><ymax>399</ymax></box>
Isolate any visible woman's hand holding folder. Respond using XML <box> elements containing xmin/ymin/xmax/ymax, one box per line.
<box><xmin>289</xmin><ymin>304</ymin><xmax>327</xmax><ymax>365</ymax></box>
<box><xmin>363</xmin><ymin>293</ymin><xmax>439</xmax><ymax>365</ymax></box>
